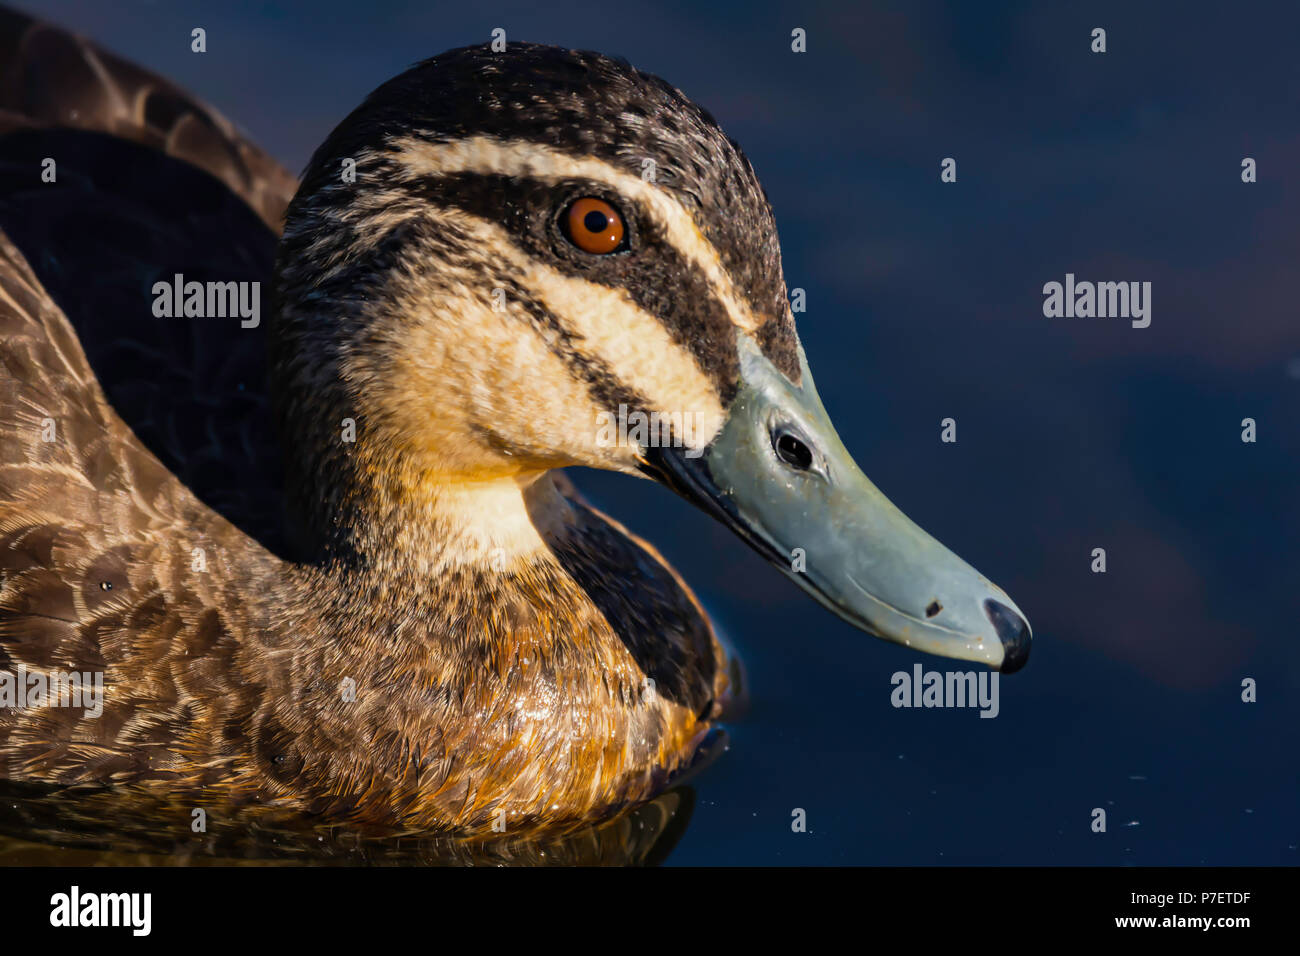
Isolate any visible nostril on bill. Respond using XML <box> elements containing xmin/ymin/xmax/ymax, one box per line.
<box><xmin>983</xmin><ymin>599</ymin><xmax>1031</xmax><ymax>673</ymax></box>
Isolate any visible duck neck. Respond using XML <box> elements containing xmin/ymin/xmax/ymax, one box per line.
<box><xmin>290</xmin><ymin>446</ymin><xmax>572</xmax><ymax>582</ymax></box>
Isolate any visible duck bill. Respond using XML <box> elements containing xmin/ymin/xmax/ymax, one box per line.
<box><xmin>642</xmin><ymin>333</ymin><xmax>1031</xmax><ymax>673</ymax></box>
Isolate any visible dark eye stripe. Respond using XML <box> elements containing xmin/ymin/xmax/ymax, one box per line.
<box><xmin>352</xmin><ymin>215</ymin><xmax>669</xmax><ymax>445</ymax></box>
<box><xmin>405</xmin><ymin>171</ymin><xmax>741</xmax><ymax>402</ymax></box>
<box><xmin>493</xmin><ymin>274</ymin><xmax>650</xmax><ymax>416</ymax></box>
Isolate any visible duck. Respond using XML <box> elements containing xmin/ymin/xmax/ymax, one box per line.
<box><xmin>0</xmin><ymin>7</ymin><xmax>1031</xmax><ymax>840</ymax></box>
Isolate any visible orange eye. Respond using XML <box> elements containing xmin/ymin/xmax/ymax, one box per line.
<box><xmin>564</xmin><ymin>197</ymin><xmax>625</xmax><ymax>254</ymax></box>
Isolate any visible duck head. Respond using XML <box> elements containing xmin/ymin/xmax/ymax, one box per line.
<box><xmin>271</xmin><ymin>42</ymin><xmax>1030</xmax><ymax>672</ymax></box>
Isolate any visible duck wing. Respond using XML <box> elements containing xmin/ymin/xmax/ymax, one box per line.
<box><xmin>0</xmin><ymin>9</ymin><xmax>301</xmax><ymax>785</ymax></box>
<box><xmin>0</xmin><ymin>7</ymin><xmax>296</xmax><ymax>231</ymax></box>
<box><xmin>0</xmin><ymin>217</ymin><xmax>290</xmax><ymax>783</ymax></box>
<box><xmin>0</xmin><ymin>6</ymin><xmax>298</xmax><ymax>554</ymax></box>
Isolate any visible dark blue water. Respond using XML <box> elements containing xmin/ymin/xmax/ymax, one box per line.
<box><xmin>23</xmin><ymin>0</ymin><xmax>1298</xmax><ymax>865</ymax></box>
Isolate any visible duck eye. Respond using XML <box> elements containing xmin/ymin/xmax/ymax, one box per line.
<box><xmin>564</xmin><ymin>197</ymin><xmax>625</xmax><ymax>254</ymax></box>
<box><xmin>774</xmin><ymin>430</ymin><xmax>814</xmax><ymax>471</ymax></box>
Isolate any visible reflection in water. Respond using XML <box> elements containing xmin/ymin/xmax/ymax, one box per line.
<box><xmin>0</xmin><ymin>782</ymin><xmax>695</xmax><ymax>866</ymax></box>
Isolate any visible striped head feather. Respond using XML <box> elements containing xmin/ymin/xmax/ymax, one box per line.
<box><xmin>271</xmin><ymin>43</ymin><xmax>799</xmax><ymax>561</ymax></box>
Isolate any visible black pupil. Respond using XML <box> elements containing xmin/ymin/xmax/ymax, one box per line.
<box><xmin>583</xmin><ymin>209</ymin><xmax>609</xmax><ymax>233</ymax></box>
<box><xmin>776</xmin><ymin>433</ymin><xmax>813</xmax><ymax>470</ymax></box>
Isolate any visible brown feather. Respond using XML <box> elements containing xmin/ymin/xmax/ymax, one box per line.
<box><xmin>0</xmin><ymin>9</ymin><xmax>747</xmax><ymax>852</ymax></box>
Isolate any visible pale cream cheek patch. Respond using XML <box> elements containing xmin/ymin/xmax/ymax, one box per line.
<box><xmin>345</xmin><ymin>206</ymin><xmax>728</xmax><ymax>480</ymax></box>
